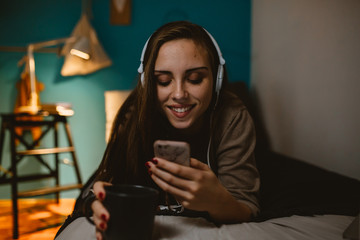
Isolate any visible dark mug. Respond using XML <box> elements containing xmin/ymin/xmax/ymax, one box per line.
<box><xmin>86</xmin><ymin>184</ymin><xmax>159</xmax><ymax>240</ymax></box>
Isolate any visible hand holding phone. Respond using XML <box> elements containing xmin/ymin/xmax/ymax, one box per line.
<box><xmin>153</xmin><ymin>140</ymin><xmax>190</xmax><ymax>166</ymax></box>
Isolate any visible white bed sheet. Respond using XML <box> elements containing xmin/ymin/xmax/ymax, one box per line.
<box><xmin>55</xmin><ymin>214</ymin><xmax>354</xmax><ymax>240</ymax></box>
<box><xmin>153</xmin><ymin>215</ymin><xmax>354</xmax><ymax>240</ymax></box>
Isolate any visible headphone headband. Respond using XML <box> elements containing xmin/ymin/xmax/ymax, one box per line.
<box><xmin>138</xmin><ymin>27</ymin><xmax>225</xmax><ymax>96</ymax></box>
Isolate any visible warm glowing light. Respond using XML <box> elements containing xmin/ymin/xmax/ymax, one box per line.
<box><xmin>70</xmin><ymin>49</ymin><xmax>90</xmax><ymax>60</ymax></box>
<box><xmin>29</xmin><ymin>211</ymin><xmax>52</xmax><ymax>220</ymax></box>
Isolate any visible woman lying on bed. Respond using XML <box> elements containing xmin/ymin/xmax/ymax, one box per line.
<box><xmin>56</xmin><ymin>20</ymin><xmax>260</xmax><ymax>240</ymax></box>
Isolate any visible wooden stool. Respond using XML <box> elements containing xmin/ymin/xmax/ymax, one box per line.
<box><xmin>0</xmin><ymin>112</ymin><xmax>83</xmax><ymax>239</ymax></box>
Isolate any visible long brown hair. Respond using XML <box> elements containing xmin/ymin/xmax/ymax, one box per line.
<box><xmin>95</xmin><ymin>21</ymin><xmax>226</xmax><ymax>184</ymax></box>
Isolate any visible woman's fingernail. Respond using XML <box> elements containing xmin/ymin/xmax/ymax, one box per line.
<box><xmin>145</xmin><ymin>162</ymin><xmax>151</xmax><ymax>168</ymax></box>
<box><xmin>100</xmin><ymin>222</ymin><xmax>106</xmax><ymax>230</ymax></box>
<box><xmin>101</xmin><ymin>214</ymin><xmax>107</xmax><ymax>221</ymax></box>
<box><xmin>99</xmin><ymin>192</ymin><xmax>104</xmax><ymax>201</ymax></box>
<box><xmin>151</xmin><ymin>158</ymin><xmax>158</xmax><ymax>164</ymax></box>
<box><xmin>148</xmin><ymin>169</ymin><xmax>152</xmax><ymax>176</ymax></box>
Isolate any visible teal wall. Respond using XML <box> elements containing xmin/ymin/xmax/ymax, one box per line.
<box><xmin>0</xmin><ymin>0</ymin><xmax>251</xmax><ymax>198</ymax></box>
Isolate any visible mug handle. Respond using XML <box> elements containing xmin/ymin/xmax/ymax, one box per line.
<box><xmin>83</xmin><ymin>192</ymin><xmax>97</xmax><ymax>225</ymax></box>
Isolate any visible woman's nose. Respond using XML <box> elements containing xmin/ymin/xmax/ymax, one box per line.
<box><xmin>172</xmin><ymin>82</ymin><xmax>188</xmax><ymax>100</ymax></box>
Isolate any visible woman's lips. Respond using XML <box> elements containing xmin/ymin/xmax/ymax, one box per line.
<box><xmin>167</xmin><ymin>104</ymin><xmax>195</xmax><ymax>118</ymax></box>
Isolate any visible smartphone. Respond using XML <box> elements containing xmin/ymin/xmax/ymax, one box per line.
<box><xmin>153</xmin><ymin>140</ymin><xmax>190</xmax><ymax>166</ymax></box>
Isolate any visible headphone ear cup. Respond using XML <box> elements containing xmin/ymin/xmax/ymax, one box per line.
<box><xmin>141</xmin><ymin>72</ymin><xmax>145</xmax><ymax>87</ymax></box>
<box><xmin>216</xmin><ymin>64</ymin><xmax>224</xmax><ymax>94</ymax></box>
<box><xmin>138</xmin><ymin>62</ymin><xmax>145</xmax><ymax>87</ymax></box>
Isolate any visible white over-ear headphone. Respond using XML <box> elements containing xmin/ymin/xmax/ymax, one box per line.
<box><xmin>137</xmin><ymin>28</ymin><xmax>226</xmax><ymax>96</ymax></box>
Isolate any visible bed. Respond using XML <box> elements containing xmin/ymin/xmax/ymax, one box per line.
<box><xmin>152</xmin><ymin>214</ymin><xmax>355</xmax><ymax>240</ymax></box>
<box><xmin>221</xmin><ymin>81</ymin><xmax>359</xmax><ymax>240</ymax></box>
<box><xmin>57</xmin><ymin>214</ymin><xmax>356</xmax><ymax>240</ymax></box>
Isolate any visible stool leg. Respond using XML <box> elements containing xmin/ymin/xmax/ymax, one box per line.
<box><xmin>11</xmin><ymin>178</ymin><xmax>19</xmax><ymax>239</ymax></box>
<box><xmin>54</xmin><ymin>122</ymin><xmax>60</xmax><ymax>204</ymax></box>
<box><xmin>10</xmin><ymin>123</ymin><xmax>19</xmax><ymax>239</ymax></box>
<box><xmin>0</xmin><ymin>121</ymin><xmax>5</xmax><ymax>167</ymax></box>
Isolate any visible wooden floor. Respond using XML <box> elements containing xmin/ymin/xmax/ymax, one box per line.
<box><xmin>0</xmin><ymin>199</ymin><xmax>75</xmax><ymax>240</ymax></box>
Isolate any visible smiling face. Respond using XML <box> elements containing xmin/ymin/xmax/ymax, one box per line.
<box><xmin>154</xmin><ymin>39</ymin><xmax>213</xmax><ymax>130</ymax></box>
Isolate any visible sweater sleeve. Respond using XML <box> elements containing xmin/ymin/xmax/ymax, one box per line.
<box><xmin>215</xmin><ymin>106</ymin><xmax>260</xmax><ymax>217</ymax></box>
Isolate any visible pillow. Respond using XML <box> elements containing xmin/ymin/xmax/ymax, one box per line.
<box><xmin>255</xmin><ymin>151</ymin><xmax>360</xmax><ymax>221</ymax></box>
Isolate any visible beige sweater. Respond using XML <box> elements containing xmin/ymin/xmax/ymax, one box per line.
<box><xmin>209</xmin><ymin>90</ymin><xmax>260</xmax><ymax>216</ymax></box>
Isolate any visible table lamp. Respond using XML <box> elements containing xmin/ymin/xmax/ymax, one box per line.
<box><xmin>17</xmin><ymin>13</ymin><xmax>111</xmax><ymax>114</ymax></box>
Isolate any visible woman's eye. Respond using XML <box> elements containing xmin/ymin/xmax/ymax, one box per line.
<box><xmin>188</xmin><ymin>78</ymin><xmax>203</xmax><ymax>85</ymax></box>
<box><xmin>156</xmin><ymin>75</ymin><xmax>171</xmax><ymax>86</ymax></box>
<box><xmin>187</xmin><ymin>72</ymin><xmax>203</xmax><ymax>85</ymax></box>
<box><xmin>157</xmin><ymin>81</ymin><xmax>171</xmax><ymax>87</ymax></box>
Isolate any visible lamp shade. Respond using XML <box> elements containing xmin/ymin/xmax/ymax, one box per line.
<box><xmin>61</xmin><ymin>14</ymin><xmax>112</xmax><ymax>76</ymax></box>
<box><xmin>70</xmin><ymin>36</ymin><xmax>90</xmax><ymax>60</ymax></box>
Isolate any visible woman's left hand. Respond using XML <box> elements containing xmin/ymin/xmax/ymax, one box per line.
<box><xmin>146</xmin><ymin>157</ymin><xmax>252</xmax><ymax>223</ymax></box>
<box><xmin>146</xmin><ymin>158</ymin><xmax>235</xmax><ymax>214</ymax></box>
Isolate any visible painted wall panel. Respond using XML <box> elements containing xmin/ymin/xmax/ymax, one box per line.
<box><xmin>251</xmin><ymin>0</ymin><xmax>360</xmax><ymax>180</ymax></box>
